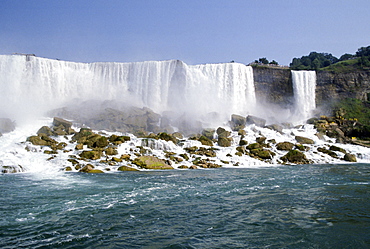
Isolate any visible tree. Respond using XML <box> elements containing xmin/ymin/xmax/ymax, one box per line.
<box><xmin>258</xmin><ymin>57</ymin><xmax>269</xmax><ymax>64</ymax></box>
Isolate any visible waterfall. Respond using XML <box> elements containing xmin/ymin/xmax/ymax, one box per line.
<box><xmin>291</xmin><ymin>70</ymin><xmax>316</xmax><ymax>122</ymax></box>
<box><xmin>0</xmin><ymin>55</ymin><xmax>255</xmax><ymax>122</ymax></box>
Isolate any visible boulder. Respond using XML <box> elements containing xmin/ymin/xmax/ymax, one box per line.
<box><xmin>343</xmin><ymin>153</ymin><xmax>357</xmax><ymax>162</ymax></box>
<box><xmin>329</xmin><ymin>145</ymin><xmax>346</xmax><ymax>154</ymax></box>
<box><xmin>198</xmin><ymin>135</ymin><xmax>213</xmax><ymax>146</ymax></box>
<box><xmin>216</xmin><ymin>127</ymin><xmax>231</xmax><ymax>138</ymax></box>
<box><xmin>0</xmin><ymin>118</ymin><xmax>15</xmax><ymax>134</ymax></box>
<box><xmin>53</xmin><ymin>117</ymin><xmax>72</xmax><ymax>130</ymax></box>
<box><xmin>246</xmin><ymin>115</ymin><xmax>266</xmax><ymax>127</ymax></box>
<box><xmin>79</xmin><ymin>150</ymin><xmax>103</xmax><ymax>160</ymax></box>
<box><xmin>201</xmin><ymin>128</ymin><xmax>215</xmax><ymax>140</ymax></box>
<box><xmin>266</xmin><ymin>124</ymin><xmax>283</xmax><ymax>133</ymax></box>
<box><xmin>295</xmin><ymin>136</ymin><xmax>314</xmax><ymax>144</ymax></box>
<box><xmin>37</xmin><ymin>126</ymin><xmax>54</xmax><ymax>136</ymax></box>
<box><xmin>117</xmin><ymin>166</ymin><xmax>139</xmax><ymax>171</ymax></box>
<box><xmin>276</xmin><ymin>142</ymin><xmax>294</xmax><ymax>151</ymax></box>
<box><xmin>132</xmin><ymin>156</ymin><xmax>173</xmax><ymax>170</ymax></box>
<box><xmin>218</xmin><ymin>137</ymin><xmax>232</xmax><ymax>147</ymax></box>
<box><xmin>256</xmin><ymin>136</ymin><xmax>266</xmax><ymax>144</ymax></box>
<box><xmin>281</xmin><ymin>150</ymin><xmax>310</xmax><ymax>164</ymax></box>
<box><xmin>230</xmin><ymin>114</ymin><xmax>246</xmax><ymax>131</ymax></box>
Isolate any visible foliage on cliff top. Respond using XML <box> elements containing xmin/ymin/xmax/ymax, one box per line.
<box><xmin>290</xmin><ymin>45</ymin><xmax>370</xmax><ymax>71</ymax></box>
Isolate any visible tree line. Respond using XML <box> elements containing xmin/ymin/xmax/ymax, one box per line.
<box><xmin>289</xmin><ymin>45</ymin><xmax>370</xmax><ymax>70</ymax></box>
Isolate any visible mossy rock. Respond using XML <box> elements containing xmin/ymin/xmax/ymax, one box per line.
<box><xmin>246</xmin><ymin>143</ymin><xmax>262</xmax><ymax>150</ymax></box>
<box><xmin>117</xmin><ymin>166</ymin><xmax>139</xmax><ymax>171</ymax></box>
<box><xmin>276</xmin><ymin>142</ymin><xmax>294</xmax><ymax>151</ymax></box>
<box><xmin>79</xmin><ymin>150</ymin><xmax>103</xmax><ymax>160</ymax></box>
<box><xmin>79</xmin><ymin>164</ymin><xmax>94</xmax><ymax>172</ymax></box>
<box><xmin>37</xmin><ymin>126</ymin><xmax>55</xmax><ymax>136</ymax></box>
<box><xmin>87</xmin><ymin>169</ymin><xmax>104</xmax><ymax>173</ymax></box>
<box><xmin>75</xmin><ymin>144</ymin><xmax>84</xmax><ymax>150</ymax></box>
<box><xmin>256</xmin><ymin>136</ymin><xmax>266</xmax><ymax>144</ymax></box>
<box><xmin>198</xmin><ymin>135</ymin><xmax>213</xmax><ymax>146</ymax></box>
<box><xmin>178</xmin><ymin>165</ymin><xmax>189</xmax><ymax>169</ymax></box>
<box><xmin>158</xmin><ymin>132</ymin><xmax>178</xmax><ymax>144</ymax></box>
<box><xmin>317</xmin><ymin>147</ymin><xmax>338</xmax><ymax>158</ymax></box>
<box><xmin>216</xmin><ymin>127</ymin><xmax>231</xmax><ymax>138</ymax></box>
<box><xmin>218</xmin><ymin>137</ymin><xmax>232</xmax><ymax>147</ymax></box>
<box><xmin>343</xmin><ymin>153</ymin><xmax>357</xmax><ymax>162</ymax></box>
<box><xmin>329</xmin><ymin>145</ymin><xmax>346</xmax><ymax>153</ymax></box>
<box><xmin>65</xmin><ymin>166</ymin><xmax>73</xmax><ymax>171</ymax></box>
<box><xmin>281</xmin><ymin>150</ymin><xmax>310</xmax><ymax>164</ymax></box>
<box><xmin>105</xmin><ymin>147</ymin><xmax>118</xmax><ymax>155</ymax></box>
<box><xmin>201</xmin><ymin>128</ymin><xmax>215</xmax><ymax>139</ymax></box>
<box><xmin>95</xmin><ymin>136</ymin><xmax>109</xmax><ymax>148</ymax></box>
<box><xmin>132</xmin><ymin>156</ymin><xmax>173</xmax><ymax>170</ymax></box>
<box><xmin>295</xmin><ymin>136</ymin><xmax>314</xmax><ymax>144</ymax></box>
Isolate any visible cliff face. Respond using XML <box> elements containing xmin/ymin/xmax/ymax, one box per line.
<box><xmin>253</xmin><ymin>66</ymin><xmax>370</xmax><ymax>109</ymax></box>
<box><xmin>316</xmin><ymin>70</ymin><xmax>370</xmax><ymax>106</ymax></box>
<box><xmin>253</xmin><ymin>67</ymin><xmax>293</xmax><ymax>108</ymax></box>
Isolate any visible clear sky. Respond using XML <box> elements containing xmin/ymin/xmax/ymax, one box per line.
<box><xmin>1</xmin><ymin>0</ymin><xmax>369</xmax><ymax>66</ymax></box>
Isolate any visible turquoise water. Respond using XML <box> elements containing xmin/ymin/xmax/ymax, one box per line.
<box><xmin>1</xmin><ymin>164</ymin><xmax>370</xmax><ymax>248</ymax></box>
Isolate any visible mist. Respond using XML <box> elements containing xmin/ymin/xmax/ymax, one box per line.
<box><xmin>0</xmin><ymin>54</ymin><xmax>317</xmax><ymax>133</ymax></box>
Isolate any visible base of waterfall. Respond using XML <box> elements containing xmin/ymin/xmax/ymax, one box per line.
<box><xmin>1</xmin><ymin>110</ymin><xmax>370</xmax><ymax>174</ymax></box>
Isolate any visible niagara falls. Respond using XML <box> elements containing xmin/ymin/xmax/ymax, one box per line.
<box><xmin>1</xmin><ymin>1</ymin><xmax>370</xmax><ymax>248</ymax></box>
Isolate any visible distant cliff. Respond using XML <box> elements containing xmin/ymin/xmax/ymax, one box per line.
<box><xmin>253</xmin><ymin>65</ymin><xmax>370</xmax><ymax>109</ymax></box>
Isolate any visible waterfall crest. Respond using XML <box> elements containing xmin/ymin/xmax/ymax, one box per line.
<box><xmin>0</xmin><ymin>55</ymin><xmax>255</xmax><ymax>122</ymax></box>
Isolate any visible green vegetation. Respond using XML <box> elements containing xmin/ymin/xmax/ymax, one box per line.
<box><xmin>332</xmin><ymin>98</ymin><xmax>370</xmax><ymax>125</ymax></box>
<box><xmin>289</xmin><ymin>45</ymin><xmax>370</xmax><ymax>71</ymax></box>
<box><xmin>254</xmin><ymin>57</ymin><xmax>279</xmax><ymax>65</ymax></box>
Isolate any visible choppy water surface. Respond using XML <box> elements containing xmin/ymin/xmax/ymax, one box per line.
<box><xmin>1</xmin><ymin>164</ymin><xmax>370</xmax><ymax>248</ymax></box>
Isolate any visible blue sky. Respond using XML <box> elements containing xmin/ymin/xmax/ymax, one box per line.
<box><xmin>1</xmin><ymin>0</ymin><xmax>369</xmax><ymax>65</ymax></box>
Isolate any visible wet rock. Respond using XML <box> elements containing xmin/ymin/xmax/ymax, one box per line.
<box><xmin>218</xmin><ymin>137</ymin><xmax>232</xmax><ymax>147</ymax></box>
<box><xmin>246</xmin><ymin>115</ymin><xmax>266</xmax><ymax>127</ymax></box>
<box><xmin>178</xmin><ymin>165</ymin><xmax>189</xmax><ymax>169</ymax></box>
<box><xmin>198</xmin><ymin>135</ymin><xmax>213</xmax><ymax>146</ymax></box>
<box><xmin>201</xmin><ymin>128</ymin><xmax>215</xmax><ymax>140</ymax></box>
<box><xmin>79</xmin><ymin>164</ymin><xmax>95</xmax><ymax>173</ymax></box>
<box><xmin>117</xmin><ymin>166</ymin><xmax>139</xmax><ymax>171</ymax></box>
<box><xmin>1</xmin><ymin>165</ymin><xmax>24</xmax><ymax>173</ymax></box>
<box><xmin>317</xmin><ymin>147</ymin><xmax>338</xmax><ymax>158</ymax></box>
<box><xmin>256</xmin><ymin>136</ymin><xmax>266</xmax><ymax>144</ymax></box>
<box><xmin>276</xmin><ymin>142</ymin><xmax>294</xmax><ymax>151</ymax></box>
<box><xmin>0</xmin><ymin>118</ymin><xmax>15</xmax><ymax>134</ymax></box>
<box><xmin>79</xmin><ymin>150</ymin><xmax>103</xmax><ymax>160</ymax></box>
<box><xmin>265</xmin><ymin>124</ymin><xmax>283</xmax><ymax>133</ymax></box>
<box><xmin>37</xmin><ymin>126</ymin><xmax>54</xmax><ymax>136</ymax></box>
<box><xmin>295</xmin><ymin>136</ymin><xmax>314</xmax><ymax>144</ymax></box>
<box><xmin>343</xmin><ymin>153</ymin><xmax>357</xmax><ymax>162</ymax></box>
<box><xmin>216</xmin><ymin>127</ymin><xmax>231</xmax><ymax>138</ymax></box>
<box><xmin>189</xmin><ymin>165</ymin><xmax>198</xmax><ymax>169</ymax></box>
<box><xmin>329</xmin><ymin>145</ymin><xmax>346</xmax><ymax>154</ymax></box>
<box><xmin>132</xmin><ymin>156</ymin><xmax>173</xmax><ymax>170</ymax></box>
<box><xmin>281</xmin><ymin>150</ymin><xmax>310</xmax><ymax>164</ymax></box>
<box><xmin>53</xmin><ymin>117</ymin><xmax>72</xmax><ymax>130</ymax></box>
<box><xmin>230</xmin><ymin>114</ymin><xmax>246</xmax><ymax>131</ymax></box>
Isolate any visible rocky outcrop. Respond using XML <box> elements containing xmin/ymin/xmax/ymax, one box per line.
<box><xmin>316</xmin><ymin>70</ymin><xmax>370</xmax><ymax>105</ymax></box>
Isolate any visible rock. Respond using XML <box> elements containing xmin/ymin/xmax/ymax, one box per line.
<box><xmin>276</xmin><ymin>142</ymin><xmax>294</xmax><ymax>151</ymax></box>
<box><xmin>157</xmin><ymin>132</ymin><xmax>178</xmax><ymax>144</ymax></box>
<box><xmin>87</xmin><ymin>169</ymin><xmax>104</xmax><ymax>173</ymax></box>
<box><xmin>1</xmin><ymin>165</ymin><xmax>24</xmax><ymax>173</ymax></box>
<box><xmin>26</xmin><ymin>135</ymin><xmax>57</xmax><ymax>147</ymax></box>
<box><xmin>246</xmin><ymin>143</ymin><xmax>262</xmax><ymax>150</ymax></box>
<box><xmin>246</xmin><ymin>115</ymin><xmax>266</xmax><ymax>127</ymax></box>
<box><xmin>317</xmin><ymin>147</ymin><xmax>338</xmax><ymax>158</ymax></box>
<box><xmin>230</xmin><ymin>114</ymin><xmax>246</xmax><ymax>131</ymax></box>
<box><xmin>117</xmin><ymin>166</ymin><xmax>139</xmax><ymax>171</ymax></box>
<box><xmin>37</xmin><ymin>126</ymin><xmax>54</xmax><ymax>136</ymax></box>
<box><xmin>79</xmin><ymin>150</ymin><xmax>103</xmax><ymax>160</ymax></box>
<box><xmin>75</xmin><ymin>144</ymin><xmax>84</xmax><ymax>150</ymax></box>
<box><xmin>53</xmin><ymin>117</ymin><xmax>72</xmax><ymax>130</ymax></box>
<box><xmin>95</xmin><ymin>136</ymin><xmax>109</xmax><ymax>148</ymax></box>
<box><xmin>201</xmin><ymin>128</ymin><xmax>215</xmax><ymax>140</ymax></box>
<box><xmin>218</xmin><ymin>137</ymin><xmax>232</xmax><ymax>147</ymax></box>
<box><xmin>216</xmin><ymin>127</ymin><xmax>231</xmax><ymax>138</ymax></box>
<box><xmin>0</xmin><ymin>118</ymin><xmax>15</xmax><ymax>134</ymax></box>
<box><xmin>79</xmin><ymin>164</ymin><xmax>95</xmax><ymax>173</ymax></box>
<box><xmin>198</xmin><ymin>135</ymin><xmax>213</xmax><ymax>146</ymax></box>
<box><xmin>256</xmin><ymin>136</ymin><xmax>266</xmax><ymax>144</ymax></box>
<box><xmin>329</xmin><ymin>145</ymin><xmax>346</xmax><ymax>154</ymax></box>
<box><xmin>251</xmin><ymin>149</ymin><xmax>274</xmax><ymax>160</ymax></box>
<box><xmin>189</xmin><ymin>165</ymin><xmax>198</xmax><ymax>169</ymax></box>
<box><xmin>132</xmin><ymin>156</ymin><xmax>173</xmax><ymax>170</ymax></box>
<box><xmin>105</xmin><ymin>147</ymin><xmax>118</xmax><ymax>155</ymax></box>
<box><xmin>281</xmin><ymin>150</ymin><xmax>310</xmax><ymax>164</ymax></box>
<box><xmin>295</xmin><ymin>136</ymin><xmax>315</xmax><ymax>144</ymax></box>
<box><xmin>65</xmin><ymin>166</ymin><xmax>73</xmax><ymax>171</ymax></box>
<box><xmin>178</xmin><ymin>165</ymin><xmax>189</xmax><ymax>169</ymax></box>
<box><xmin>343</xmin><ymin>153</ymin><xmax>357</xmax><ymax>162</ymax></box>
<box><xmin>265</xmin><ymin>124</ymin><xmax>283</xmax><ymax>133</ymax></box>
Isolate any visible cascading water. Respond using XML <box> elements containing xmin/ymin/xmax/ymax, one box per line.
<box><xmin>0</xmin><ymin>55</ymin><xmax>255</xmax><ymax>123</ymax></box>
<box><xmin>291</xmin><ymin>70</ymin><xmax>316</xmax><ymax>122</ymax></box>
